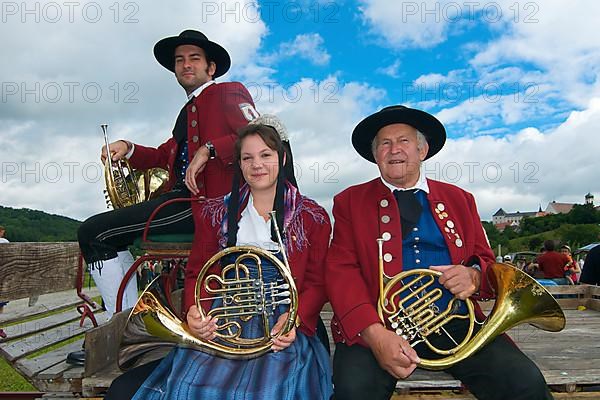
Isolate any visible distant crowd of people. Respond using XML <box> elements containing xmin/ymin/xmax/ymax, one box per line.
<box><xmin>504</xmin><ymin>239</ymin><xmax>599</xmax><ymax>286</ymax></box>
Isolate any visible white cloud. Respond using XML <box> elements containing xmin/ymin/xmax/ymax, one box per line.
<box><xmin>470</xmin><ymin>1</ymin><xmax>600</xmax><ymax>107</ymax></box>
<box><xmin>270</xmin><ymin>33</ymin><xmax>331</xmax><ymax>66</ymax></box>
<box><xmin>364</xmin><ymin>0</ymin><xmax>600</xmax><ymax>133</ymax></box>
<box><xmin>414</xmin><ymin>72</ymin><xmax>456</xmax><ymax>87</ymax></box>
<box><xmin>429</xmin><ymin>98</ymin><xmax>600</xmax><ymax>220</ymax></box>
<box><xmin>264</xmin><ymin>91</ymin><xmax>600</xmax><ymax>224</ymax></box>
<box><xmin>2</xmin><ymin>0</ymin><xmax>599</xmax><ymax>231</ymax></box>
<box><xmin>412</xmin><ymin>67</ymin><xmax>563</xmax><ymax>118</ymax></box>
<box><xmin>434</xmin><ymin>95</ymin><xmax>531</xmax><ymax>132</ymax></box>
<box><xmin>376</xmin><ymin>59</ymin><xmax>402</xmax><ymax>78</ymax></box>
<box><xmin>0</xmin><ymin>0</ymin><xmax>267</xmax><ymax>220</ymax></box>
<box><xmin>358</xmin><ymin>0</ymin><xmax>455</xmax><ymax>48</ymax></box>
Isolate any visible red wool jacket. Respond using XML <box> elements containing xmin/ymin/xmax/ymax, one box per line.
<box><xmin>128</xmin><ymin>81</ymin><xmax>256</xmax><ymax>200</ymax></box>
<box><xmin>326</xmin><ymin>177</ymin><xmax>495</xmax><ymax>347</ymax></box>
<box><xmin>184</xmin><ymin>193</ymin><xmax>332</xmax><ymax>336</ymax></box>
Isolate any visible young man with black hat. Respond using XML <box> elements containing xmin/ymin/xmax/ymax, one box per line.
<box><xmin>70</xmin><ymin>30</ymin><xmax>257</xmax><ymax>365</ymax></box>
<box><xmin>325</xmin><ymin>106</ymin><xmax>552</xmax><ymax>400</ymax></box>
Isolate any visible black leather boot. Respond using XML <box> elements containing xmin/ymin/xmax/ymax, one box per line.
<box><xmin>66</xmin><ymin>349</ymin><xmax>85</xmax><ymax>366</ymax></box>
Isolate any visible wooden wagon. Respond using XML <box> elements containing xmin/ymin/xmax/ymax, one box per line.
<box><xmin>1</xmin><ymin>242</ymin><xmax>600</xmax><ymax>399</ymax></box>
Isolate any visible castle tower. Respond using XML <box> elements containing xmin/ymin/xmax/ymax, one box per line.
<box><xmin>585</xmin><ymin>192</ymin><xmax>594</xmax><ymax>206</ymax></box>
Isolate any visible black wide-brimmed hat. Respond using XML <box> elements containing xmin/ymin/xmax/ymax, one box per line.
<box><xmin>352</xmin><ymin>105</ymin><xmax>446</xmax><ymax>163</ymax></box>
<box><xmin>154</xmin><ymin>30</ymin><xmax>231</xmax><ymax>78</ymax></box>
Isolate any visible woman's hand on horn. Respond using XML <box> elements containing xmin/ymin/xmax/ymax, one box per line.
<box><xmin>271</xmin><ymin>312</ymin><xmax>296</xmax><ymax>352</ymax></box>
<box><xmin>186</xmin><ymin>305</ymin><xmax>218</xmax><ymax>341</ymax></box>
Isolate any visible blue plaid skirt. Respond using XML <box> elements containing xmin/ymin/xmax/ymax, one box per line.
<box><xmin>131</xmin><ymin>253</ymin><xmax>333</xmax><ymax>400</ymax></box>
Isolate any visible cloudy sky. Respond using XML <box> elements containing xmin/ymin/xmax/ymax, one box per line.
<box><xmin>1</xmin><ymin>0</ymin><xmax>599</xmax><ymax>222</ymax></box>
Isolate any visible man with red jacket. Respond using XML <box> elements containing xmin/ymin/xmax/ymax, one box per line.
<box><xmin>326</xmin><ymin>106</ymin><xmax>551</xmax><ymax>400</ymax></box>
<box><xmin>73</xmin><ymin>30</ymin><xmax>257</xmax><ymax>363</ymax></box>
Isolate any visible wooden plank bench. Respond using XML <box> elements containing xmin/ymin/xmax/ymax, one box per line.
<box><xmin>0</xmin><ymin>242</ymin><xmax>106</xmax><ymax>394</ymax></box>
<box><xmin>4</xmin><ymin>242</ymin><xmax>596</xmax><ymax>399</ymax></box>
<box><xmin>80</xmin><ymin>284</ymin><xmax>600</xmax><ymax>398</ymax></box>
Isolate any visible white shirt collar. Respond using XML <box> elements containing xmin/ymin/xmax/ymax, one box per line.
<box><xmin>236</xmin><ymin>194</ymin><xmax>279</xmax><ymax>250</ymax></box>
<box><xmin>187</xmin><ymin>80</ymin><xmax>216</xmax><ymax>101</ymax></box>
<box><xmin>380</xmin><ymin>171</ymin><xmax>429</xmax><ymax>194</ymax></box>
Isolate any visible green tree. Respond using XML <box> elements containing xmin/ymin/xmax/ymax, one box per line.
<box><xmin>0</xmin><ymin>205</ymin><xmax>80</xmax><ymax>242</ymax></box>
<box><xmin>502</xmin><ymin>225</ymin><xmax>518</xmax><ymax>240</ymax></box>
<box><xmin>483</xmin><ymin>222</ymin><xmax>505</xmax><ymax>251</ymax></box>
<box><xmin>528</xmin><ymin>237</ymin><xmax>543</xmax><ymax>251</ymax></box>
<box><xmin>568</xmin><ymin>204</ymin><xmax>600</xmax><ymax>225</ymax></box>
<box><xmin>560</xmin><ymin>224</ymin><xmax>600</xmax><ymax>247</ymax></box>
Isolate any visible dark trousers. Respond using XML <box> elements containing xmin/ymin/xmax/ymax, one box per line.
<box><xmin>104</xmin><ymin>359</ymin><xmax>162</xmax><ymax>400</ymax></box>
<box><xmin>333</xmin><ymin>321</ymin><xmax>552</xmax><ymax>400</ymax></box>
<box><xmin>78</xmin><ymin>188</ymin><xmax>194</xmax><ymax>265</ymax></box>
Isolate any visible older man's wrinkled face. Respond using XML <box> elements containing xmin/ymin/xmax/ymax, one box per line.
<box><xmin>373</xmin><ymin>123</ymin><xmax>428</xmax><ymax>188</ymax></box>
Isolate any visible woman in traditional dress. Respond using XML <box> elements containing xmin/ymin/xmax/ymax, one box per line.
<box><xmin>131</xmin><ymin>116</ymin><xmax>333</xmax><ymax>399</ymax></box>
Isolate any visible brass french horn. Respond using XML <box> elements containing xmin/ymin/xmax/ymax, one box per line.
<box><xmin>376</xmin><ymin>238</ymin><xmax>566</xmax><ymax>370</ymax></box>
<box><xmin>102</xmin><ymin>124</ymin><xmax>169</xmax><ymax>209</ymax></box>
<box><xmin>118</xmin><ymin>211</ymin><xmax>298</xmax><ymax>369</ymax></box>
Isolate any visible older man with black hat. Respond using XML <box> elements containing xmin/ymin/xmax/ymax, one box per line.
<box><xmin>71</xmin><ymin>30</ymin><xmax>257</xmax><ymax>366</ymax></box>
<box><xmin>326</xmin><ymin>106</ymin><xmax>552</xmax><ymax>400</ymax></box>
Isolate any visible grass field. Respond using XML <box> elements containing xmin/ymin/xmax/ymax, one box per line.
<box><xmin>0</xmin><ymin>294</ymin><xmax>102</xmax><ymax>392</ymax></box>
<box><xmin>0</xmin><ymin>357</ymin><xmax>36</xmax><ymax>391</ymax></box>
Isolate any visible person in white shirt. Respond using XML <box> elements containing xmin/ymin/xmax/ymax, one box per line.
<box><xmin>69</xmin><ymin>29</ymin><xmax>257</xmax><ymax>367</ymax></box>
<box><xmin>0</xmin><ymin>225</ymin><xmax>9</xmax><ymax>312</ymax></box>
<box><xmin>0</xmin><ymin>226</ymin><xmax>9</xmax><ymax>243</ymax></box>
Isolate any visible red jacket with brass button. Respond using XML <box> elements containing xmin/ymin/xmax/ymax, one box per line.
<box><xmin>325</xmin><ymin>177</ymin><xmax>495</xmax><ymax>347</ymax></box>
<box><xmin>128</xmin><ymin>81</ymin><xmax>256</xmax><ymax>199</ymax></box>
<box><xmin>184</xmin><ymin>191</ymin><xmax>332</xmax><ymax>336</ymax></box>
